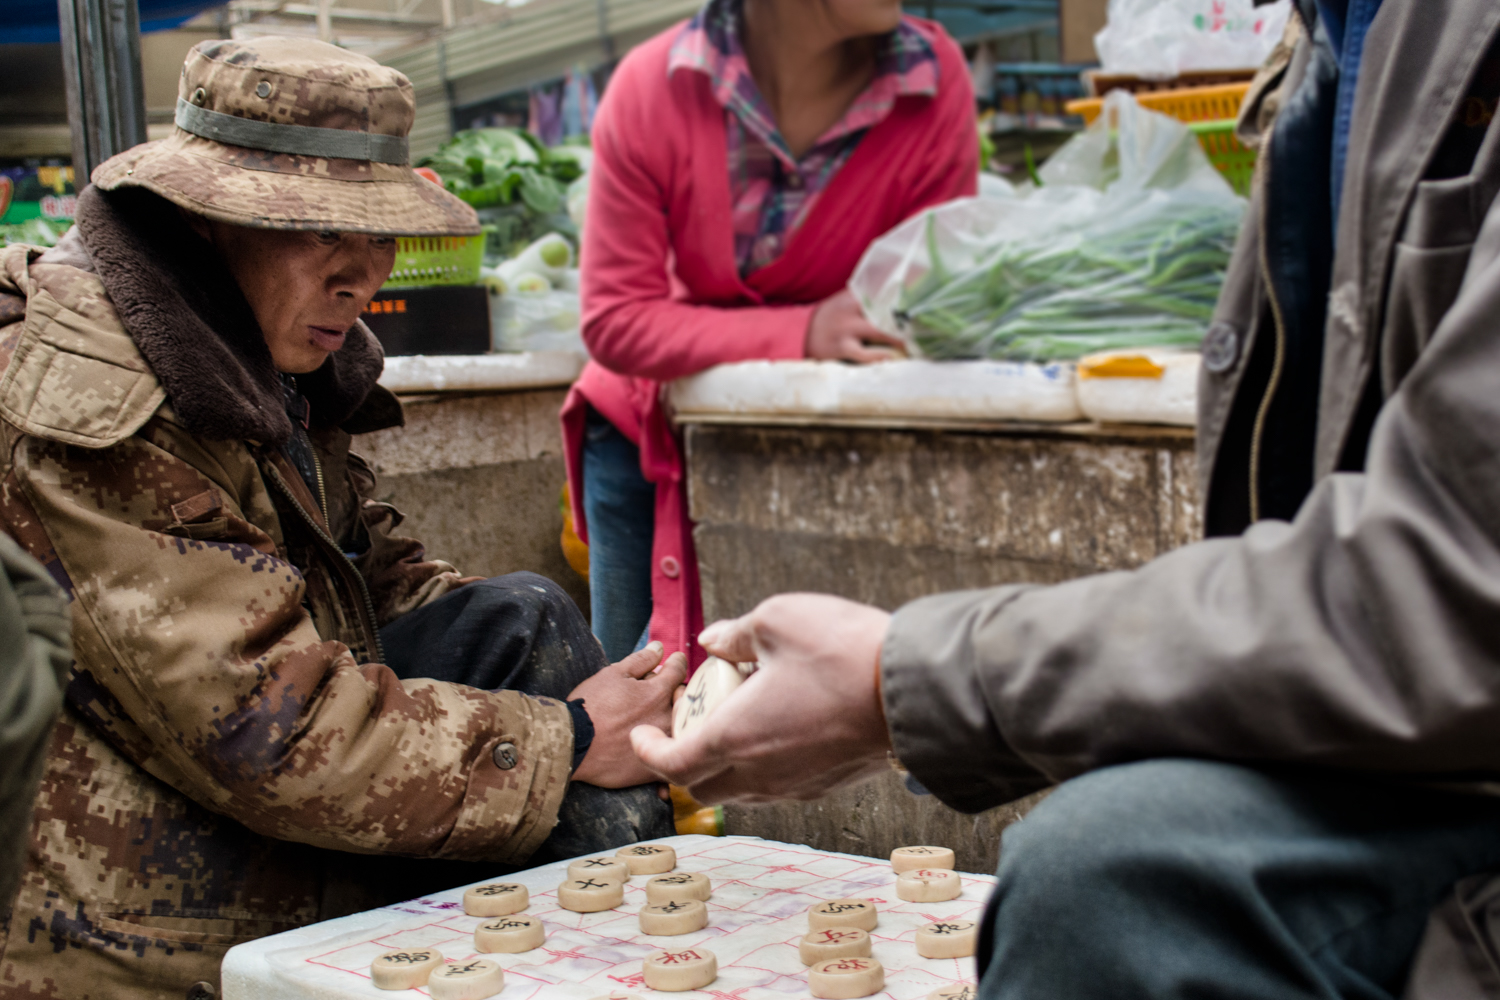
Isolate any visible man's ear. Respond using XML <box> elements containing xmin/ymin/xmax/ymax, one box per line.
<box><xmin>178</xmin><ymin>206</ymin><xmax>213</xmax><ymax>243</ymax></box>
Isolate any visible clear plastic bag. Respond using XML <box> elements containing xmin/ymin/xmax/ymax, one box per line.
<box><xmin>1094</xmin><ymin>0</ymin><xmax>1291</xmax><ymax>79</ymax></box>
<box><xmin>490</xmin><ymin>288</ymin><xmax>585</xmax><ymax>354</ymax></box>
<box><xmin>851</xmin><ymin>92</ymin><xmax>1246</xmax><ymax>363</ymax></box>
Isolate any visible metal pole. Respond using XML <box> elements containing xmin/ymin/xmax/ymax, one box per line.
<box><xmin>594</xmin><ymin>0</ymin><xmax>615</xmax><ymax>61</ymax></box>
<box><xmin>57</xmin><ymin>0</ymin><xmax>148</xmax><ymax>184</ymax></box>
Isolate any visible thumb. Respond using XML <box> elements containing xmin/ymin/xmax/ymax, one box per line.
<box><xmin>698</xmin><ymin>616</ymin><xmax>758</xmax><ymax>663</ymax></box>
<box><xmin>631</xmin><ymin>724</ymin><xmax>722</xmax><ymax>787</ymax></box>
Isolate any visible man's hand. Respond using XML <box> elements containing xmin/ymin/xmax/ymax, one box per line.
<box><xmin>806</xmin><ymin>290</ymin><xmax>910</xmax><ymax>364</ymax></box>
<box><xmin>630</xmin><ymin>595</ymin><xmax>893</xmax><ymax>804</ymax></box>
<box><xmin>571</xmin><ymin>642</ymin><xmax>687</xmax><ymax>788</ymax></box>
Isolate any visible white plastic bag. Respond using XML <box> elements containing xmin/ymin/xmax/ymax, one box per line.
<box><xmin>850</xmin><ymin>92</ymin><xmax>1246</xmax><ymax>363</ymax></box>
<box><xmin>1094</xmin><ymin>0</ymin><xmax>1291</xmax><ymax>79</ymax></box>
<box><xmin>490</xmin><ymin>288</ymin><xmax>585</xmax><ymax>354</ymax></box>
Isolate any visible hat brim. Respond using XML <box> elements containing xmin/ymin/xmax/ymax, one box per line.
<box><xmin>93</xmin><ymin>130</ymin><xmax>481</xmax><ymax>237</ymax></box>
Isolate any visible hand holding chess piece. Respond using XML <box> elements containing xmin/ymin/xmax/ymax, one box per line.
<box><xmin>631</xmin><ymin>595</ymin><xmax>893</xmax><ymax>803</ymax></box>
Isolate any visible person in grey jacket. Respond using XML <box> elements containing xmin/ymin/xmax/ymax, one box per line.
<box><xmin>632</xmin><ymin>1</ymin><xmax>1500</xmax><ymax>997</ymax></box>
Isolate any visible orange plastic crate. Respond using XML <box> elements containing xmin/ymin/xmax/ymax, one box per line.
<box><xmin>1065</xmin><ymin>82</ymin><xmax>1251</xmax><ymax>126</ymax></box>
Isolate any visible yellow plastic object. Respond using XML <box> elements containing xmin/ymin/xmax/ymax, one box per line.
<box><xmin>382</xmin><ymin>234</ymin><xmax>486</xmax><ymax>289</ymax></box>
<box><xmin>560</xmin><ymin>483</ymin><xmax>589</xmax><ymax>581</ymax></box>
<box><xmin>1077</xmin><ymin>355</ymin><xmax>1166</xmax><ymax>380</ymax></box>
<box><xmin>1189</xmin><ymin>120</ymin><xmax>1258</xmax><ymax>196</ymax></box>
<box><xmin>1065</xmin><ymin>82</ymin><xmax>1251</xmax><ymax>125</ymax></box>
<box><xmin>676</xmin><ymin>806</ymin><xmax>725</xmax><ymax>837</ymax></box>
<box><xmin>670</xmin><ymin>785</ymin><xmax>726</xmax><ymax>836</ymax></box>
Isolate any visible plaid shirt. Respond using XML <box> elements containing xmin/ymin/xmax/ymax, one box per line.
<box><xmin>669</xmin><ymin>0</ymin><xmax>939</xmax><ymax>276</ymax></box>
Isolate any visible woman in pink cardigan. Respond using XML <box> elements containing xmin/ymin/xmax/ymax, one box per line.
<box><xmin>561</xmin><ymin>0</ymin><xmax>978</xmax><ymax>668</ymax></box>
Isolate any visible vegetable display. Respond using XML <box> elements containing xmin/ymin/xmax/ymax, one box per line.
<box><xmin>897</xmin><ymin>193</ymin><xmax>1241</xmax><ymax>361</ymax></box>
<box><xmin>419</xmin><ymin>128</ymin><xmax>588</xmax><ymax>260</ymax></box>
<box><xmin>1</xmin><ymin>218</ymin><xmax>64</xmax><ymax>248</ymax></box>
<box><xmin>852</xmin><ymin>91</ymin><xmax>1247</xmax><ymax>364</ymax></box>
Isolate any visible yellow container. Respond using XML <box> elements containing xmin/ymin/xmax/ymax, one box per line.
<box><xmin>382</xmin><ymin>234</ymin><xmax>486</xmax><ymax>289</ymax></box>
<box><xmin>1065</xmin><ymin>82</ymin><xmax>1251</xmax><ymax>126</ymax></box>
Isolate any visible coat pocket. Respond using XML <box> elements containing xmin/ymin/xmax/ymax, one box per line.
<box><xmin>1383</xmin><ymin>241</ymin><xmax>1473</xmax><ymax>392</ymax></box>
<box><xmin>161</xmin><ymin>517</ymin><xmax>231</xmax><ymax>540</ymax></box>
<box><xmin>97</xmin><ymin>911</ymin><xmax>300</xmax><ymax>947</ymax></box>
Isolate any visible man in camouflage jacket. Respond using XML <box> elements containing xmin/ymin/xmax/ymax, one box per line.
<box><xmin>0</xmin><ymin>38</ymin><xmax>680</xmax><ymax>1000</ymax></box>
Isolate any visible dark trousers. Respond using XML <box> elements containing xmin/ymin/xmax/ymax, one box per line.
<box><xmin>380</xmin><ymin>572</ymin><xmax>673</xmax><ymax>863</ymax></box>
<box><xmin>981</xmin><ymin>759</ymin><xmax>1500</xmax><ymax>999</ymax></box>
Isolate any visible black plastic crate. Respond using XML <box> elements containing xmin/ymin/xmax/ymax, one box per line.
<box><xmin>362</xmin><ymin>285</ymin><xmax>490</xmax><ymax>356</ymax></box>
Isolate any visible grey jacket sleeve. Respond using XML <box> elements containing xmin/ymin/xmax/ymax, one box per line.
<box><xmin>882</xmin><ymin>188</ymin><xmax>1500</xmax><ymax>815</ymax></box>
<box><xmin>0</xmin><ymin>533</ymin><xmax>70</xmax><ymax>909</ymax></box>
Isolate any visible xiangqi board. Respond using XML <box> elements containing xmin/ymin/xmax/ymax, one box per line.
<box><xmin>222</xmin><ymin>835</ymin><xmax>994</xmax><ymax>999</ymax></box>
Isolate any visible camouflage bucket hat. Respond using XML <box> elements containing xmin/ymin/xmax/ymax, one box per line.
<box><xmin>92</xmin><ymin>37</ymin><xmax>479</xmax><ymax>236</ymax></box>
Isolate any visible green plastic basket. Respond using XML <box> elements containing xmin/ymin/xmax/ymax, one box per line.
<box><xmin>1190</xmin><ymin>119</ymin><xmax>1258</xmax><ymax>197</ymax></box>
<box><xmin>383</xmin><ymin>234</ymin><xmax>485</xmax><ymax>288</ymax></box>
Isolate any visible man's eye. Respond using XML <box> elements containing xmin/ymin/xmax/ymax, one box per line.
<box><xmin>314</xmin><ymin>231</ymin><xmax>341</xmax><ymax>244</ymax></box>
<box><xmin>371</xmin><ymin>236</ymin><xmax>396</xmax><ymax>247</ymax></box>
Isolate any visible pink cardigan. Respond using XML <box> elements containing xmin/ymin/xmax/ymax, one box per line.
<box><xmin>562</xmin><ymin>16</ymin><xmax>978</xmax><ymax>669</ymax></box>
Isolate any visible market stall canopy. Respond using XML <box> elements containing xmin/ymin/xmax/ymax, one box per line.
<box><xmin>1</xmin><ymin>0</ymin><xmax>228</xmax><ymax>44</ymax></box>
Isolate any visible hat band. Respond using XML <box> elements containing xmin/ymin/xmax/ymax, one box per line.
<box><xmin>174</xmin><ymin>98</ymin><xmax>410</xmax><ymax>165</ymax></box>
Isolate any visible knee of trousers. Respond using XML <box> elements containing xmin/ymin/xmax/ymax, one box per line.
<box><xmin>472</xmin><ymin>572</ymin><xmax>582</xmax><ymax>621</ymax></box>
<box><xmin>993</xmin><ymin>758</ymin><xmax>1269</xmax><ymax>918</ymax></box>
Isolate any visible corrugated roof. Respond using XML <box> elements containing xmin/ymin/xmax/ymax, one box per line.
<box><xmin>384</xmin><ymin>0</ymin><xmax>699</xmax><ymax>160</ymax></box>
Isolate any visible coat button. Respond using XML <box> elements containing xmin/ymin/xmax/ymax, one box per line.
<box><xmin>186</xmin><ymin>983</ymin><xmax>216</xmax><ymax>1000</ymax></box>
<box><xmin>492</xmin><ymin>742</ymin><xmax>518</xmax><ymax>770</ymax></box>
<box><xmin>660</xmin><ymin>556</ymin><xmax>681</xmax><ymax>579</ymax></box>
<box><xmin>1202</xmin><ymin>322</ymin><xmax>1240</xmax><ymax>373</ymax></box>
<box><xmin>255</xmin><ymin>81</ymin><xmax>272</xmax><ymax>98</ymax></box>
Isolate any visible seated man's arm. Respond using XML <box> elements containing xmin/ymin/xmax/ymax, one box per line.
<box><xmin>638</xmin><ymin>194</ymin><xmax>1500</xmax><ymax>810</ymax></box>
<box><xmin>0</xmin><ymin>533</ymin><xmax>69</xmax><ymax>907</ymax></box>
<box><xmin>14</xmin><ymin>423</ymin><xmax>574</xmax><ymax>861</ymax></box>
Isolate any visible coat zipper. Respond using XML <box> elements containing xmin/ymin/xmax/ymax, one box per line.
<box><xmin>1248</xmin><ymin>123</ymin><xmax>1288</xmax><ymax>525</ymax></box>
<box><xmin>266</xmin><ymin>464</ymin><xmax>386</xmax><ymax>664</ymax></box>
<box><xmin>311</xmin><ymin>448</ymin><xmax>330</xmax><ymax>525</ymax></box>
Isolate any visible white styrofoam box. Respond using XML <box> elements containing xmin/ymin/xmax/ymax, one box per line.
<box><xmin>379</xmin><ymin>351</ymin><xmax>585</xmax><ymax>394</ymax></box>
<box><xmin>221</xmin><ymin>834</ymin><xmax>994</xmax><ymax>1000</ymax></box>
<box><xmin>1075</xmin><ymin>349</ymin><xmax>1200</xmax><ymax>427</ymax></box>
<box><xmin>669</xmin><ymin>359</ymin><xmax>1082</xmax><ymax>423</ymax></box>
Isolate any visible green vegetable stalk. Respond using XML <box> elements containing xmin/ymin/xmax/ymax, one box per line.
<box><xmin>895</xmin><ymin>196</ymin><xmax>1243</xmax><ymax>362</ymax></box>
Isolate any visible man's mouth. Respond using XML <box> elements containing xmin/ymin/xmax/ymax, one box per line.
<box><xmin>308</xmin><ymin>326</ymin><xmax>347</xmax><ymax>352</ymax></box>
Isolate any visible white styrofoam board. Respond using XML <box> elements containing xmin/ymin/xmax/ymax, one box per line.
<box><xmin>668</xmin><ymin>359</ymin><xmax>1083</xmax><ymax>423</ymax></box>
<box><xmin>1076</xmin><ymin>350</ymin><xmax>1200</xmax><ymax>427</ymax></box>
<box><xmin>379</xmin><ymin>352</ymin><xmax>585</xmax><ymax>394</ymax></box>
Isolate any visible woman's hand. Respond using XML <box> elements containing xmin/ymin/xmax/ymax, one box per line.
<box><xmin>805</xmin><ymin>289</ymin><xmax>910</xmax><ymax>364</ymax></box>
<box><xmin>570</xmin><ymin>642</ymin><xmax>687</xmax><ymax>788</ymax></box>
<box><xmin>630</xmin><ymin>594</ymin><xmax>894</xmax><ymax>804</ymax></box>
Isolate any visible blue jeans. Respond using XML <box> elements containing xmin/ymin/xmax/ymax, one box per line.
<box><xmin>982</xmin><ymin>759</ymin><xmax>1500</xmax><ymax>1000</ymax></box>
<box><xmin>581</xmin><ymin>406</ymin><xmax>655</xmax><ymax>662</ymax></box>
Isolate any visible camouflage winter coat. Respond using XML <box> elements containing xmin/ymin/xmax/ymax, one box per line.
<box><xmin>0</xmin><ymin>195</ymin><xmax>574</xmax><ymax>998</ymax></box>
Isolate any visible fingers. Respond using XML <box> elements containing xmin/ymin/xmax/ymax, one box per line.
<box><xmin>698</xmin><ymin>617</ymin><xmax>758</xmax><ymax>662</ymax></box>
<box><xmin>649</xmin><ymin>651</ymin><xmax>688</xmax><ymax>694</ymax></box>
<box><xmin>615</xmin><ymin>640</ymin><xmax>664</xmax><ymax>679</ymax></box>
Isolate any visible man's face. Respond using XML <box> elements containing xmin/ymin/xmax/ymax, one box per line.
<box><xmin>199</xmin><ymin>219</ymin><xmax>396</xmax><ymax>373</ymax></box>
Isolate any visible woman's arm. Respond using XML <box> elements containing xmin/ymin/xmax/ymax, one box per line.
<box><xmin>580</xmin><ymin>114</ymin><xmax>814</xmax><ymax>383</ymax></box>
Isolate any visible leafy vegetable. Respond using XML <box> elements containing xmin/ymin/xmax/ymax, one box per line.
<box><xmin>418</xmin><ymin>127</ymin><xmax>585</xmax><ymax>258</ymax></box>
<box><xmin>896</xmin><ymin>195</ymin><xmax>1241</xmax><ymax>362</ymax></box>
<box><xmin>1</xmin><ymin>218</ymin><xmax>64</xmax><ymax>247</ymax></box>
